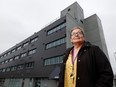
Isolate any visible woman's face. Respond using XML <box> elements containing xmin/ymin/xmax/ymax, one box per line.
<box><xmin>70</xmin><ymin>28</ymin><xmax>84</xmax><ymax>44</ymax></box>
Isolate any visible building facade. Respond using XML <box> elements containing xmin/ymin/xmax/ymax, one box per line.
<box><xmin>0</xmin><ymin>2</ymin><xmax>109</xmax><ymax>87</ymax></box>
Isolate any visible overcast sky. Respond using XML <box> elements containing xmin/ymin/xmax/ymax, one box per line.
<box><xmin>0</xmin><ymin>0</ymin><xmax>116</xmax><ymax>74</ymax></box>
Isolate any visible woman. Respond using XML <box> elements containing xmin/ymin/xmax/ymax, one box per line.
<box><xmin>58</xmin><ymin>26</ymin><xmax>114</xmax><ymax>87</ymax></box>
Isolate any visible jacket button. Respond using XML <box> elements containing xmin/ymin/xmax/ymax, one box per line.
<box><xmin>77</xmin><ymin>77</ymin><xmax>80</xmax><ymax>80</ymax></box>
<box><xmin>84</xmin><ymin>50</ymin><xmax>86</xmax><ymax>52</ymax></box>
<box><xmin>78</xmin><ymin>60</ymin><xmax>80</xmax><ymax>62</ymax></box>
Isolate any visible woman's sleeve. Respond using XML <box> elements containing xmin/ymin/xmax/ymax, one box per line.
<box><xmin>93</xmin><ymin>46</ymin><xmax>114</xmax><ymax>87</ymax></box>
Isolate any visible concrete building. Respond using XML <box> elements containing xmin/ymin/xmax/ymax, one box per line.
<box><xmin>0</xmin><ymin>2</ymin><xmax>109</xmax><ymax>87</ymax></box>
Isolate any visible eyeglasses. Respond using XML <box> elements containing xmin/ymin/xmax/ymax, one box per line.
<box><xmin>71</xmin><ymin>31</ymin><xmax>83</xmax><ymax>36</ymax></box>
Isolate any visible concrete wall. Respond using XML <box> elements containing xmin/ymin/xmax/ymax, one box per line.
<box><xmin>84</xmin><ymin>14</ymin><xmax>109</xmax><ymax>57</ymax></box>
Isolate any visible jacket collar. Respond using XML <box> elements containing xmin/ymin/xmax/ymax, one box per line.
<box><xmin>81</xmin><ymin>41</ymin><xmax>91</xmax><ymax>49</ymax></box>
<box><xmin>71</xmin><ymin>41</ymin><xmax>91</xmax><ymax>50</ymax></box>
<box><xmin>67</xmin><ymin>41</ymin><xmax>91</xmax><ymax>56</ymax></box>
<box><xmin>63</xmin><ymin>41</ymin><xmax>91</xmax><ymax>63</ymax></box>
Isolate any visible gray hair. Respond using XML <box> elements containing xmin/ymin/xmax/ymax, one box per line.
<box><xmin>70</xmin><ymin>26</ymin><xmax>85</xmax><ymax>37</ymax></box>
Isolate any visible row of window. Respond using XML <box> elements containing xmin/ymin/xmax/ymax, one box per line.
<box><xmin>44</xmin><ymin>55</ymin><xmax>63</xmax><ymax>66</ymax></box>
<box><xmin>0</xmin><ymin>62</ymin><xmax>34</xmax><ymax>72</ymax></box>
<box><xmin>0</xmin><ymin>21</ymin><xmax>66</xmax><ymax>59</ymax></box>
<box><xmin>0</xmin><ymin>36</ymin><xmax>38</xmax><ymax>59</ymax></box>
<box><xmin>47</xmin><ymin>22</ymin><xmax>66</xmax><ymax>35</ymax></box>
<box><xmin>0</xmin><ymin>49</ymin><xmax>36</xmax><ymax>65</ymax></box>
<box><xmin>46</xmin><ymin>37</ymin><xmax>66</xmax><ymax>49</ymax></box>
<box><xmin>0</xmin><ymin>37</ymin><xmax>66</xmax><ymax>65</ymax></box>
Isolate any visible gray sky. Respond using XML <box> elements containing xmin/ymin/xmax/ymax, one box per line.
<box><xmin>0</xmin><ymin>0</ymin><xmax>116</xmax><ymax>74</ymax></box>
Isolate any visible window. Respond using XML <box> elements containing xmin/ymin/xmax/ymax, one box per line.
<box><xmin>56</xmin><ymin>26</ymin><xmax>61</xmax><ymax>31</ymax></box>
<box><xmin>17</xmin><ymin>46</ymin><xmax>22</xmax><ymax>50</ymax></box>
<box><xmin>8</xmin><ymin>51</ymin><xmax>11</xmax><ymax>55</ymax></box>
<box><xmin>30</xmin><ymin>37</ymin><xmax>38</xmax><ymax>43</ymax></box>
<box><xmin>25</xmin><ymin>62</ymin><xmax>34</xmax><ymax>69</ymax></box>
<box><xmin>12</xmin><ymin>49</ymin><xmax>16</xmax><ymax>53</ymax></box>
<box><xmin>60</xmin><ymin>23</ymin><xmax>66</xmax><ymax>29</ymax></box>
<box><xmin>1</xmin><ymin>61</ymin><xmax>5</xmax><ymax>64</ymax></box>
<box><xmin>21</xmin><ymin>52</ymin><xmax>27</xmax><ymax>58</ymax></box>
<box><xmin>14</xmin><ymin>55</ymin><xmax>20</xmax><ymax>60</ymax></box>
<box><xmin>2</xmin><ymin>68</ymin><xmax>6</xmax><ymax>72</ymax></box>
<box><xmin>46</xmin><ymin>37</ymin><xmax>66</xmax><ymax>49</ymax></box>
<box><xmin>0</xmin><ymin>56</ymin><xmax>3</xmax><ymax>59</ymax></box>
<box><xmin>9</xmin><ymin>58</ymin><xmax>13</xmax><ymax>62</ymax></box>
<box><xmin>11</xmin><ymin>66</ymin><xmax>17</xmax><ymax>71</ymax></box>
<box><xmin>6</xmin><ymin>67</ymin><xmax>11</xmax><ymax>72</ymax></box>
<box><xmin>28</xmin><ymin>49</ymin><xmax>36</xmax><ymax>55</ymax></box>
<box><xmin>47</xmin><ymin>22</ymin><xmax>66</xmax><ymax>35</ymax></box>
<box><xmin>23</xmin><ymin>41</ymin><xmax>29</xmax><ymax>47</ymax></box>
<box><xmin>44</xmin><ymin>55</ymin><xmax>63</xmax><ymax>66</ymax></box>
<box><xmin>17</xmin><ymin>64</ymin><xmax>24</xmax><ymax>70</ymax></box>
<box><xmin>4</xmin><ymin>53</ymin><xmax>7</xmax><ymax>57</ymax></box>
<box><xmin>5</xmin><ymin>60</ymin><xmax>8</xmax><ymax>63</ymax></box>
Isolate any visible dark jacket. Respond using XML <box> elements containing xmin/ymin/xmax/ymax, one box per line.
<box><xmin>58</xmin><ymin>41</ymin><xmax>114</xmax><ymax>87</ymax></box>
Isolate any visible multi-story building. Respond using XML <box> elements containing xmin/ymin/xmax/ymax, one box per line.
<box><xmin>0</xmin><ymin>2</ymin><xmax>109</xmax><ymax>87</ymax></box>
